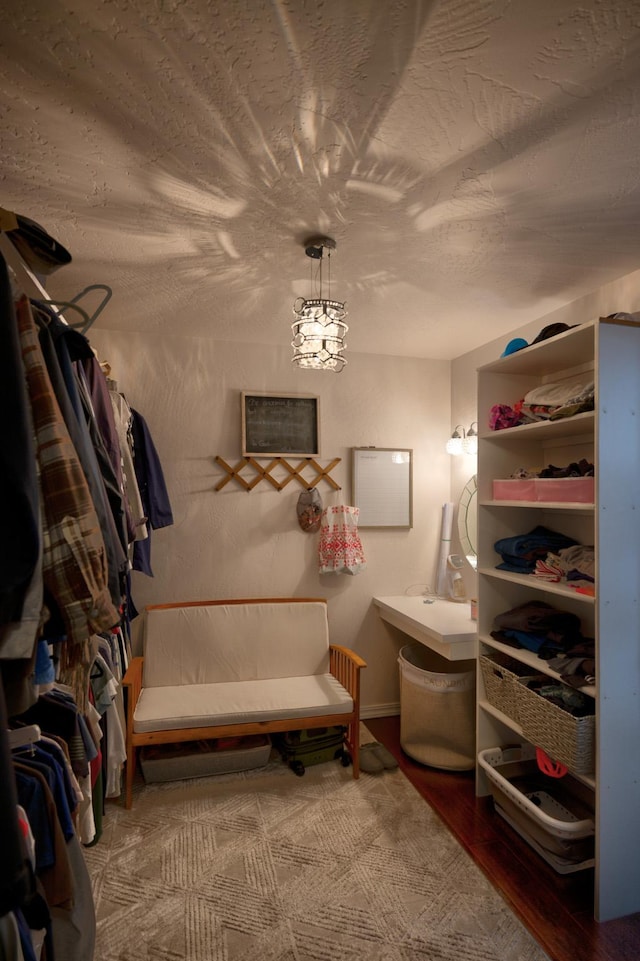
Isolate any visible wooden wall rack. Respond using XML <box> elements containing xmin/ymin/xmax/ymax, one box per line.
<box><xmin>215</xmin><ymin>456</ymin><xmax>341</xmax><ymax>492</ymax></box>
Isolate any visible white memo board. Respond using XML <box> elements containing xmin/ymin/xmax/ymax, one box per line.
<box><xmin>351</xmin><ymin>448</ymin><xmax>413</xmax><ymax>528</ymax></box>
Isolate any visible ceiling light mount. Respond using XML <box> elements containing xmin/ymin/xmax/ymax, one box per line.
<box><xmin>304</xmin><ymin>236</ymin><xmax>336</xmax><ymax>259</ymax></box>
<box><xmin>292</xmin><ymin>235</ymin><xmax>348</xmax><ymax>373</ymax></box>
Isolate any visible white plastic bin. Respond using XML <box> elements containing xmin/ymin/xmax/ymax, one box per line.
<box><xmin>478</xmin><ymin>746</ymin><xmax>595</xmax><ymax>873</ymax></box>
<box><xmin>398</xmin><ymin>643</ymin><xmax>476</xmax><ymax>770</ymax></box>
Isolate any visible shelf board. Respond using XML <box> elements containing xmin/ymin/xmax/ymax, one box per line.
<box><xmin>477</xmin><ymin>321</ymin><xmax>596</xmax><ymax>375</ymax></box>
<box><xmin>480</xmin><ymin>499</ymin><xmax>594</xmax><ymax>511</ymax></box>
<box><xmin>479</xmin><ymin>634</ymin><xmax>596</xmax><ymax>699</ymax></box>
<box><xmin>477</xmin><ymin>567</ymin><xmax>595</xmax><ymax>604</ymax></box>
<box><xmin>479</xmin><ymin>410</ymin><xmax>594</xmax><ymax>442</ymax></box>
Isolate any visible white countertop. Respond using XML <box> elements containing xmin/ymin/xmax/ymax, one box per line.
<box><xmin>372</xmin><ymin>595</ymin><xmax>477</xmax><ymax>661</ymax></box>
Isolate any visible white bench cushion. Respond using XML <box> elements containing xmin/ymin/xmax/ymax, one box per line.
<box><xmin>142</xmin><ymin>601</ymin><xmax>330</xmax><ymax>687</ymax></box>
<box><xmin>133</xmin><ymin>673</ymin><xmax>353</xmax><ymax>733</ymax></box>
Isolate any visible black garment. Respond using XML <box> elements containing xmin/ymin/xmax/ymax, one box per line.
<box><xmin>493</xmin><ymin>600</ymin><xmax>582</xmax><ymax>643</ymax></box>
<box><xmin>0</xmin><ymin>254</ymin><xmax>40</xmax><ymax>625</ymax></box>
<box><xmin>14</xmin><ymin>694</ymin><xmax>90</xmax><ymax>779</ymax></box>
<box><xmin>491</xmin><ymin>600</ymin><xmax>585</xmax><ymax>660</ymax></box>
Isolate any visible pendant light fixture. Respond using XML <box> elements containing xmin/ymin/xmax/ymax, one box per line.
<box><xmin>292</xmin><ymin>236</ymin><xmax>348</xmax><ymax>372</ymax></box>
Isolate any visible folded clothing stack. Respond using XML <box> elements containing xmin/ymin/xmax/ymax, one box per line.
<box><xmin>490</xmin><ymin>600</ymin><xmax>595</xmax><ymax>687</ymax></box>
<box><xmin>489</xmin><ymin>371</ymin><xmax>594</xmax><ymax>431</ymax></box>
<box><xmin>494</xmin><ymin>525</ymin><xmax>579</xmax><ymax>574</ymax></box>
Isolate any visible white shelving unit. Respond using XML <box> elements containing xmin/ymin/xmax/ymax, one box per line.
<box><xmin>475</xmin><ymin>317</ymin><xmax>640</xmax><ymax>922</ymax></box>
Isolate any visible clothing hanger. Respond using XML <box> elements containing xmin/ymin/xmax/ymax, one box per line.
<box><xmin>67</xmin><ymin>284</ymin><xmax>112</xmax><ymax>333</ymax></box>
<box><xmin>38</xmin><ymin>284</ymin><xmax>113</xmax><ymax>334</ymax></box>
<box><xmin>37</xmin><ymin>299</ymin><xmax>92</xmax><ymax>328</ymax></box>
<box><xmin>100</xmin><ymin>361</ymin><xmax>117</xmax><ymax>388</ymax></box>
<box><xmin>8</xmin><ymin>724</ymin><xmax>41</xmax><ymax>752</ymax></box>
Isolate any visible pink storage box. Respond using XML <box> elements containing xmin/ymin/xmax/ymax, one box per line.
<box><xmin>492</xmin><ymin>479</ymin><xmax>536</xmax><ymax>501</ymax></box>
<box><xmin>493</xmin><ymin>477</ymin><xmax>594</xmax><ymax>503</ymax></box>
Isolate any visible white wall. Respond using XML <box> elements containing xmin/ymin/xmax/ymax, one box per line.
<box><xmin>449</xmin><ymin>266</ymin><xmax>640</xmax><ymax>597</ymax></box>
<box><xmin>90</xmin><ymin>268</ymin><xmax>640</xmax><ymax>716</ymax></box>
<box><xmin>89</xmin><ymin>330</ymin><xmax>451</xmax><ymax>714</ymax></box>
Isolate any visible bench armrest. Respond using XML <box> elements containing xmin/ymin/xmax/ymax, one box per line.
<box><xmin>123</xmin><ymin>656</ymin><xmax>144</xmax><ymax>727</ymax></box>
<box><xmin>122</xmin><ymin>657</ymin><xmax>144</xmax><ymax>809</ymax></box>
<box><xmin>330</xmin><ymin>644</ymin><xmax>366</xmax><ymax>701</ymax></box>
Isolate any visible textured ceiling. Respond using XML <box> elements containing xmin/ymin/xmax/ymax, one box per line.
<box><xmin>2</xmin><ymin>0</ymin><xmax>640</xmax><ymax>359</ymax></box>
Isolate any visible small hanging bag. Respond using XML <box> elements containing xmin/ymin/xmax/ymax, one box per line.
<box><xmin>318</xmin><ymin>494</ymin><xmax>366</xmax><ymax>575</ymax></box>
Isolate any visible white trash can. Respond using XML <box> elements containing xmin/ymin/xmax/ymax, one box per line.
<box><xmin>398</xmin><ymin>643</ymin><xmax>476</xmax><ymax>771</ymax></box>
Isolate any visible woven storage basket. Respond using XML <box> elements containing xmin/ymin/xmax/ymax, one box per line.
<box><xmin>479</xmin><ymin>651</ymin><xmax>533</xmax><ymax>723</ymax></box>
<box><xmin>514</xmin><ymin>677</ymin><xmax>595</xmax><ymax>774</ymax></box>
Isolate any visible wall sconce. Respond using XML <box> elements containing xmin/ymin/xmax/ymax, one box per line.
<box><xmin>446</xmin><ymin>423</ymin><xmax>478</xmax><ymax>456</ymax></box>
<box><xmin>292</xmin><ymin>236</ymin><xmax>348</xmax><ymax>372</ymax></box>
<box><xmin>463</xmin><ymin>422</ymin><xmax>478</xmax><ymax>455</ymax></box>
<box><xmin>446</xmin><ymin>425</ymin><xmax>466</xmax><ymax>456</ymax></box>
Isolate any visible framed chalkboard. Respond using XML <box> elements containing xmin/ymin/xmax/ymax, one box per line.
<box><xmin>352</xmin><ymin>447</ymin><xmax>413</xmax><ymax>528</ymax></box>
<box><xmin>242</xmin><ymin>392</ymin><xmax>320</xmax><ymax>457</ymax></box>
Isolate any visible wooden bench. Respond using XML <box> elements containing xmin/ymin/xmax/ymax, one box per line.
<box><xmin>122</xmin><ymin>597</ymin><xmax>366</xmax><ymax>808</ymax></box>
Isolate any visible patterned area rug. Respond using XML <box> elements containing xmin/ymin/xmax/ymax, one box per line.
<box><xmin>84</xmin><ymin>739</ymin><xmax>550</xmax><ymax>961</ymax></box>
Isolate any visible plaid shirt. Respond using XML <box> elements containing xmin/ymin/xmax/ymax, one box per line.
<box><xmin>16</xmin><ymin>296</ymin><xmax>120</xmax><ymax>646</ymax></box>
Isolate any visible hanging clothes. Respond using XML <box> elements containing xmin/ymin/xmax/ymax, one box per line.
<box><xmin>78</xmin><ymin>352</ymin><xmax>136</xmax><ymax>544</ymax></box>
<box><xmin>15</xmin><ymin>294</ymin><xmax>120</xmax><ymax>653</ymax></box>
<box><xmin>1</xmin><ymin>238</ymin><xmax>169</xmax><ymax>888</ymax></box>
<box><xmin>10</xmin><ymin>720</ymin><xmax>97</xmax><ymax>961</ymax></box>
<box><xmin>108</xmin><ymin>387</ymin><xmax>148</xmax><ymax>547</ymax></box>
<box><xmin>44</xmin><ymin>305</ymin><xmax>130</xmax><ymax>567</ymax></box>
<box><xmin>130</xmin><ymin>407</ymin><xmax>174</xmax><ymax>577</ymax></box>
<box><xmin>33</xmin><ymin>303</ymin><xmax>127</xmax><ymax>608</ymax></box>
<box><xmin>0</xmin><ymin>232</ymin><xmax>177</xmax><ymax>961</ymax></box>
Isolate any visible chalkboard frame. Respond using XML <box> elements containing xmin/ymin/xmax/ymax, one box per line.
<box><xmin>351</xmin><ymin>447</ymin><xmax>413</xmax><ymax>528</ymax></box>
<box><xmin>241</xmin><ymin>391</ymin><xmax>320</xmax><ymax>457</ymax></box>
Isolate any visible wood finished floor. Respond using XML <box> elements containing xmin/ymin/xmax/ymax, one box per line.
<box><xmin>365</xmin><ymin>716</ymin><xmax>640</xmax><ymax>961</ymax></box>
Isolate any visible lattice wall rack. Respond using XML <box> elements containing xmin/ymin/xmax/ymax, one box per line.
<box><xmin>214</xmin><ymin>455</ymin><xmax>341</xmax><ymax>492</ymax></box>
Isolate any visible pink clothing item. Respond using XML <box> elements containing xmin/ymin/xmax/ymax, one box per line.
<box><xmin>489</xmin><ymin>404</ymin><xmax>522</xmax><ymax>431</ymax></box>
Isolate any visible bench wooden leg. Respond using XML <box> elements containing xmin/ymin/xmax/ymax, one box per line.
<box><xmin>348</xmin><ymin>720</ymin><xmax>360</xmax><ymax>778</ymax></box>
<box><xmin>125</xmin><ymin>745</ymin><xmax>136</xmax><ymax>809</ymax></box>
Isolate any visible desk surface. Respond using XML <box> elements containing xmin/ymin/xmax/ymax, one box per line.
<box><xmin>373</xmin><ymin>595</ymin><xmax>477</xmax><ymax>661</ymax></box>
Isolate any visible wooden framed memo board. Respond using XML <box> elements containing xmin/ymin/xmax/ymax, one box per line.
<box><xmin>352</xmin><ymin>447</ymin><xmax>413</xmax><ymax>528</ymax></box>
<box><xmin>242</xmin><ymin>392</ymin><xmax>320</xmax><ymax>457</ymax></box>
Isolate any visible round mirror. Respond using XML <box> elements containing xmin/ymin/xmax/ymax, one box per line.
<box><xmin>457</xmin><ymin>474</ymin><xmax>477</xmax><ymax>570</ymax></box>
